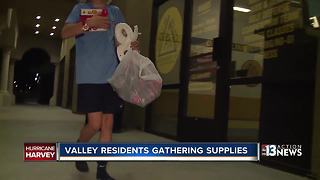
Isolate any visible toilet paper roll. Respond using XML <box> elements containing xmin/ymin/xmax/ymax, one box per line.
<box><xmin>115</xmin><ymin>23</ymin><xmax>140</xmax><ymax>61</ymax></box>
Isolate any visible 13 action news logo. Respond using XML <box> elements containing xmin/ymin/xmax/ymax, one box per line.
<box><xmin>261</xmin><ymin>144</ymin><xmax>302</xmax><ymax>157</ymax></box>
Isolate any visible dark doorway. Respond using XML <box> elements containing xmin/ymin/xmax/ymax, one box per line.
<box><xmin>14</xmin><ymin>48</ymin><xmax>54</xmax><ymax>105</ymax></box>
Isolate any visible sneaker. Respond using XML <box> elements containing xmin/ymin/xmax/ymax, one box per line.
<box><xmin>75</xmin><ymin>161</ymin><xmax>89</xmax><ymax>172</ymax></box>
<box><xmin>75</xmin><ymin>139</ymin><xmax>89</xmax><ymax>172</ymax></box>
<box><xmin>96</xmin><ymin>165</ymin><xmax>115</xmax><ymax>180</ymax></box>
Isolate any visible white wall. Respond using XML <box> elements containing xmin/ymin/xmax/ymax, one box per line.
<box><xmin>114</xmin><ymin>0</ymin><xmax>153</xmax><ymax>57</ymax></box>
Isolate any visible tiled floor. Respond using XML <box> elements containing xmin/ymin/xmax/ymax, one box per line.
<box><xmin>0</xmin><ymin>105</ymin><xmax>310</xmax><ymax>180</ymax></box>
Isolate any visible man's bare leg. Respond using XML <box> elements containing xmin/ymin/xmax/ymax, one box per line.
<box><xmin>96</xmin><ymin>113</ymin><xmax>115</xmax><ymax>180</ymax></box>
<box><xmin>76</xmin><ymin>112</ymin><xmax>103</xmax><ymax>172</ymax></box>
<box><xmin>100</xmin><ymin>114</ymin><xmax>114</xmax><ymax>143</ymax></box>
<box><xmin>79</xmin><ymin>112</ymin><xmax>103</xmax><ymax>142</ymax></box>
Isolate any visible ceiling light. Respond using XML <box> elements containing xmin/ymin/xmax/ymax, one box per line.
<box><xmin>233</xmin><ymin>6</ymin><xmax>251</xmax><ymax>13</ymax></box>
<box><xmin>50</xmin><ymin>32</ymin><xmax>54</xmax><ymax>36</ymax></box>
<box><xmin>35</xmin><ymin>24</ymin><xmax>40</xmax><ymax>28</ymax></box>
<box><xmin>52</xmin><ymin>26</ymin><xmax>57</xmax><ymax>30</ymax></box>
<box><xmin>54</xmin><ymin>18</ymin><xmax>60</xmax><ymax>22</ymax></box>
<box><xmin>35</xmin><ymin>31</ymin><xmax>40</xmax><ymax>34</ymax></box>
<box><xmin>36</xmin><ymin>16</ymin><xmax>41</xmax><ymax>20</ymax></box>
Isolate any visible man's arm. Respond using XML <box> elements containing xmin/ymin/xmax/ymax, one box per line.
<box><xmin>61</xmin><ymin>22</ymin><xmax>84</xmax><ymax>39</ymax></box>
<box><xmin>61</xmin><ymin>16</ymin><xmax>110</xmax><ymax>39</ymax></box>
<box><xmin>62</xmin><ymin>4</ymin><xmax>82</xmax><ymax>39</ymax></box>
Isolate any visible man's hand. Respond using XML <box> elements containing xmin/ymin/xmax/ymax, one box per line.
<box><xmin>86</xmin><ymin>15</ymin><xmax>110</xmax><ymax>29</ymax></box>
<box><xmin>130</xmin><ymin>41</ymin><xmax>140</xmax><ymax>51</ymax></box>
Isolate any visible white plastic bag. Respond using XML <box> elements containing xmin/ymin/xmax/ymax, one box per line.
<box><xmin>109</xmin><ymin>50</ymin><xmax>163</xmax><ymax>107</ymax></box>
<box><xmin>110</xmin><ymin>23</ymin><xmax>162</xmax><ymax>107</ymax></box>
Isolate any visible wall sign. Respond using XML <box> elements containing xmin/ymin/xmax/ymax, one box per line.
<box><xmin>155</xmin><ymin>1</ymin><xmax>184</xmax><ymax>85</ymax></box>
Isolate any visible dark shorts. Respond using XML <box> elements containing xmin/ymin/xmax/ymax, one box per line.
<box><xmin>77</xmin><ymin>83</ymin><xmax>124</xmax><ymax>114</ymax></box>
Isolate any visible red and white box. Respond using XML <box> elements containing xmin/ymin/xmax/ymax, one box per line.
<box><xmin>24</xmin><ymin>143</ymin><xmax>56</xmax><ymax>161</ymax></box>
<box><xmin>80</xmin><ymin>9</ymin><xmax>108</xmax><ymax>31</ymax></box>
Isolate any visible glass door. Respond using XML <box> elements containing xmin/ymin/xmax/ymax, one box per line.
<box><xmin>146</xmin><ymin>0</ymin><xmax>185</xmax><ymax>138</ymax></box>
<box><xmin>187</xmin><ymin>0</ymin><xmax>220</xmax><ymax>121</ymax></box>
<box><xmin>148</xmin><ymin>0</ymin><xmax>234</xmax><ymax>141</ymax></box>
<box><xmin>177</xmin><ymin>0</ymin><xmax>234</xmax><ymax>141</ymax></box>
<box><xmin>228</xmin><ymin>0</ymin><xmax>264</xmax><ymax>141</ymax></box>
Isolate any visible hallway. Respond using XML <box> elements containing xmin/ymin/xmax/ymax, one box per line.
<box><xmin>0</xmin><ymin>105</ymin><xmax>310</xmax><ymax>180</ymax></box>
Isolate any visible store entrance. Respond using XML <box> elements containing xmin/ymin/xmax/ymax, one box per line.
<box><xmin>146</xmin><ymin>0</ymin><xmax>319</xmax><ymax>176</ymax></box>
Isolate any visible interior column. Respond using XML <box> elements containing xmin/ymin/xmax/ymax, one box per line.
<box><xmin>0</xmin><ymin>48</ymin><xmax>12</xmax><ymax>106</ymax></box>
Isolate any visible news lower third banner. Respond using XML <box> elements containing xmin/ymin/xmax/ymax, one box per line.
<box><xmin>24</xmin><ymin>143</ymin><xmax>259</xmax><ymax>161</ymax></box>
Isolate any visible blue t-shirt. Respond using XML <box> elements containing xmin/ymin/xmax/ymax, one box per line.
<box><xmin>65</xmin><ymin>3</ymin><xmax>125</xmax><ymax>84</ymax></box>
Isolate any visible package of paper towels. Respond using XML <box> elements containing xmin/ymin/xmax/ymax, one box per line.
<box><xmin>109</xmin><ymin>23</ymin><xmax>162</xmax><ymax>107</ymax></box>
